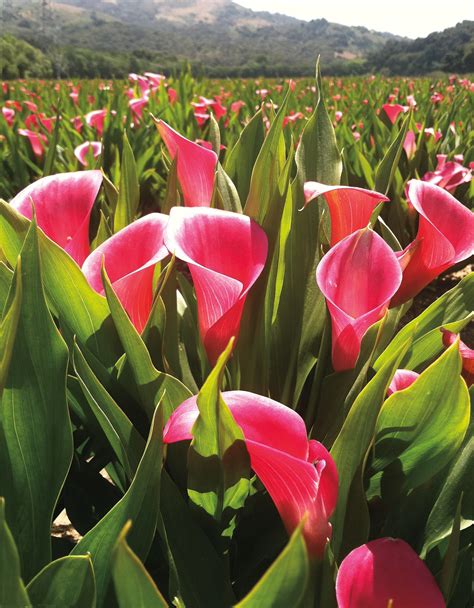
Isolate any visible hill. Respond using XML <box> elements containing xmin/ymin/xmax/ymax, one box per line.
<box><xmin>3</xmin><ymin>0</ymin><xmax>399</xmax><ymax>76</ymax></box>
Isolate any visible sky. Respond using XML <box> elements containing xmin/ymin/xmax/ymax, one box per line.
<box><xmin>233</xmin><ymin>0</ymin><xmax>474</xmax><ymax>39</ymax></box>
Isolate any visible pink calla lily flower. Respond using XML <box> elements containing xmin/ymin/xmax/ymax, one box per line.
<box><xmin>382</xmin><ymin>103</ymin><xmax>408</xmax><ymax>124</ymax></box>
<box><xmin>10</xmin><ymin>170</ymin><xmax>102</xmax><ymax>265</ymax></box>
<box><xmin>336</xmin><ymin>538</ymin><xmax>445</xmax><ymax>608</ymax></box>
<box><xmin>18</xmin><ymin>128</ymin><xmax>47</xmax><ymax>157</ymax></box>
<box><xmin>85</xmin><ymin>109</ymin><xmax>108</xmax><ymax>136</ymax></box>
<box><xmin>156</xmin><ymin>120</ymin><xmax>218</xmax><ymax>207</ymax></box>
<box><xmin>163</xmin><ymin>390</ymin><xmax>338</xmax><ymax>558</ymax></box>
<box><xmin>74</xmin><ymin>141</ymin><xmax>102</xmax><ymax>167</ymax></box>
<box><xmin>403</xmin><ymin>130</ymin><xmax>417</xmax><ymax>159</ymax></box>
<box><xmin>2</xmin><ymin>106</ymin><xmax>15</xmax><ymax>126</ymax></box>
<box><xmin>392</xmin><ymin>181</ymin><xmax>474</xmax><ymax>306</ymax></box>
<box><xmin>129</xmin><ymin>97</ymin><xmax>148</xmax><ymax>122</ymax></box>
<box><xmin>82</xmin><ymin>213</ymin><xmax>169</xmax><ymax>333</ymax></box>
<box><xmin>422</xmin><ymin>154</ymin><xmax>471</xmax><ymax>192</ymax></box>
<box><xmin>164</xmin><ymin>207</ymin><xmax>267</xmax><ymax>364</ymax></box>
<box><xmin>304</xmin><ymin>183</ymin><xmax>389</xmax><ymax>246</ymax></box>
<box><xmin>387</xmin><ymin>369</ymin><xmax>420</xmax><ymax>396</ymax></box>
<box><xmin>317</xmin><ymin>228</ymin><xmax>402</xmax><ymax>371</ymax></box>
<box><xmin>441</xmin><ymin>330</ymin><xmax>474</xmax><ymax>386</ymax></box>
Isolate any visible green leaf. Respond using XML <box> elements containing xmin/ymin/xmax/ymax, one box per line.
<box><xmin>101</xmin><ymin>263</ymin><xmax>191</xmax><ymax>421</ymax></box>
<box><xmin>225</xmin><ymin>110</ymin><xmax>264</xmax><ymax>204</ymax></box>
<box><xmin>73</xmin><ymin>341</ymin><xmax>145</xmax><ymax>480</ymax></box>
<box><xmin>208</xmin><ymin>112</ymin><xmax>221</xmax><ymax>155</ymax></box>
<box><xmin>215</xmin><ymin>162</ymin><xmax>243</xmax><ymax>213</ymax></box>
<box><xmin>422</xmin><ymin>434</ymin><xmax>473</xmax><ymax>557</ymax></box>
<box><xmin>0</xmin><ymin>258</ymin><xmax>22</xmax><ymax>396</ymax></box>
<box><xmin>0</xmin><ymin>262</ymin><xmax>13</xmax><ymax>311</ymax></box>
<box><xmin>0</xmin><ymin>221</ymin><xmax>73</xmax><ymax>581</ymax></box>
<box><xmin>0</xmin><ymin>200</ymin><xmax>122</xmax><ymax>368</ymax></box>
<box><xmin>27</xmin><ymin>556</ymin><xmax>96</xmax><ymax>608</ymax></box>
<box><xmin>329</xmin><ymin>333</ymin><xmax>413</xmax><ymax>557</ymax></box>
<box><xmin>72</xmin><ymin>404</ymin><xmax>163</xmax><ymax>607</ymax></box>
<box><xmin>0</xmin><ymin>498</ymin><xmax>30</xmax><ymax>607</ymax></box>
<box><xmin>235</xmin><ymin>524</ymin><xmax>309</xmax><ymax>608</ymax></box>
<box><xmin>374</xmin><ymin>113</ymin><xmax>410</xmax><ymax>195</ymax></box>
<box><xmin>370</xmin><ymin>343</ymin><xmax>470</xmax><ymax>495</ymax></box>
<box><xmin>114</xmin><ymin>132</ymin><xmax>140</xmax><ymax>232</ymax></box>
<box><xmin>92</xmin><ymin>209</ymin><xmax>113</xmax><ymax>250</ymax></box>
<box><xmin>438</xmin><ymin>496</ymin><xmax>462</xmax><ymax>602</ymax></box>
<box><xmin>112</xmin><ymin>521</ymin><xmax>168</xmax><ymax>608</ymax></box>
<box><xmin>42</xmin><ymin>105</ymin><xmax>61</xmax><ymax>177</ymax></box>
<box><xmin>159</xmin><ymin>471</ymin><xmax>235</xmax><ymax>608</ymax></box>
<box><xmin>374</xmin><ymin>273</ymin><xmax>474</xmax><ymax>372</ymax></box>
<box><xmin>161</xmin><ymin>155</ymin><xmax>179</xmax><ymax>215</ymax></box>
<box><xmin>188</xmin><ymin>338</ymin><xmax>250</xmax><ymax>524</ymax></box>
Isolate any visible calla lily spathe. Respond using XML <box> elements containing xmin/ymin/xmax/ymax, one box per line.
<box><xmin>392</xmin><ymin>180</ymin><xmax>474</xmax><ymax>306</ymax></box>
<box><xmin>163</xmin><ymin>390</ymin><xmax>338</xmax><ymax>558</ymax></box>
<box><xmin>10</xmin><ymin>170</ymin><xmax>103</xmax><ymax>265</ymax></box>
<box><xmin>304</xmin><ymin>182</ymin><xmax>389</xmax><ymax>246</ymax></box>
<box><xmin>317</xmin><ymin>228</ymin><xmax>402</xmax><ymax>371</ymax></box>
<box><xmin>164</xmin><ymin>207</ymin><xmax>267</xmax><ymax>364</ymax></box>
<box><xmin>336</xmin><ymin>538</ymin><xmax>445</xmax><ymax>608</ymax></box>
<box><xmin>156</xmin><ymin>119</ymin><xmax>218</xmax><ymax>207</ymax></box>
<box><xmin>74</xmin><ymin>141</ymin><xmax>102</xmax><ymax>167</ymax></box>
<box><xmin>82</xmin><ymin>213</ymin><xmax>169</xmax><ymax>333</ymax></box>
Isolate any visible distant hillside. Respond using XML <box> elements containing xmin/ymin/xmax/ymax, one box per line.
<box><xmin>3</xmin><ymin>0</ymin><xmax>400</xmax><ymax>76</ymax></box>
<box><xmin>368</xmin><ymin>21</ymin><xmax>474</xmax><ymax>74</ymax></box>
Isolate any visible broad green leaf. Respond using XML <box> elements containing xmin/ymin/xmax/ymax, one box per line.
<box><xmin>0</xmin><ymin>201</ymin><xmax>122</xmax><ymax>368</ymax></box>
<box><xmin>0</xmin><ymin>259</ymin><xmax>21</xmax><ymax>395</ymax></box>
<box><xmin>422</xmin><ymin>434</ymin><xmax>473</xmax><ymax>557</ymax></box>
<box><xmin>27</xmin><ymin>556</ymin><xmax>96</xmax><ymax>608</ymax></box>
<box><xmin>112</xmin><ymin>521</ymin><xmax>168</xmax><ymax>608</ymax></box>
<box><xmin>0</xmin><ymin>262</ymin><xmax>13</xmax><ymax>311</ymax></box>
<box><xmin>374</xmin><ymin>113</ymin><xmax>410</xmax><ymax>194</ymax></box>
<box><xmin>374</xmin><ymin>273</ymin><xmax>474</xmax><ymax>372</ymax></box>
<box><xmin>188</xmin><ymin>339</ymin><xmax>250</xmax><ymax>524</ymax></box>
<box><xmin>159</xmin><ymin>471</ymin><xmax>235</xmax><ymax>608</ymax></box>
<box><xmin>91</xmin><ymin>209</ymin><xmax>113</xmax><ymax>250</ymax></box>
<box><xmin>73</xmin><ymin>341</ymin><xmax>145</xmax><ymax>480</ymax></box>
<box><xmin>438</xmin><ymin>497</ymin><xmax>462</xmax><ymax>602</ymax></box>
<box><xmin>208</xmin><ymin>112</ymin><xmax>221</xmax><ymax>155</ymax></box>
<box><xmin>0</xmin><ymin>498</ymin><xmax>30</xmax><ymax>607</ymax></box>
<box><xmin>0</xmin><ymin>221</ymin><xmax>73</xmax><ymax>581</ymax></box>
<box><xmin>161</xmin><ymin>154</ymin><xmax>179</xmax><ymax>215</ymax></box>
<box><xmin>235</xmin><ymin>524</ymin><xmax>309</xmax><ymax>608</ymax></box>
<box><xmin>101</xmin><ymin>264</ymin><xmax>191</xmax><ymax>420</ymax></box>
<box><xmin>370</xmin><ymin>343</ymin><xmax>470</xmax><ymax>495</ymax></box>
<box><xmin>114</xmin><ymin>132</ymin><xmax>140</xmax><ymax>232</ymax></box>
<box><xmin>330</xmin><ymin>334</ymin><xmax>413</xmax><ymax>557</ymax></box>
<box><xmin>215</xmin><ymin>162</ymin><xmax>242</xmax><ymax>213</ymax></box>
<box><xmin>72</xmin><ymin>404</ymin><xmax>163</xmax><ymax>607</ymax></box>
<box><xmin>225</xmin><ymin>109</ymin><xmax>264</xmax><ymax>204</ymax></box>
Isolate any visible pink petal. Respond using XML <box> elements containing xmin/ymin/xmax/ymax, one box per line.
<box><xmin>82</xmin><ymin>213</ymin><xmax>169</xmax><ymax>333</ymax></box>
<box><xmin>156</xmin><ymin>120</ymin><xmax>217</xmax><ymax>207</ymax></box>
<box><xmin>164</xmin><ymin>207</ymin><xmax>267</xmax><ymax>363</ymax></box>
<box><xmin>10</xmin><ymin>170</ymin><xmax>102</xmax><ymax>265</ymax></box>
<box><xmin>304</xmin><ymin>183</ymin><xmax>389</xmax><ymax>246</ymax></box>
<box><xmin>163</xmin><ymin>390</ymin><xmax>338</xmax><ymax>558</ymax></box>
<box><xmin>74</xmin><ymin>141</ymin><xmax>102</xmax><ymax>167</ymax></box>
<box><xmin>316</xmin><ymin>229</ymin><xmax>402</xmax><ymax>371</ymax></box>
<box><xmin>336</xmin><ymin>538</ymin><xmax>445</xmax><ymax>608</ymax></box>
<box><xmin>441</xmin><ymin>330</ymin><xmax>474</xmax><ymax>387</ymax></box>
<box><xmin>85</xmin><ymin>109</ymin><xmax>108</xmax><ymax>136</ymax></box>
<box><xmin>129</xmin><ymin>97</ymin><xmax>148</xmax><ymax>121</ymax></box>
<box><xmin>403</xmin><ymin>130</ymin><xmax>417</xmax><ymax>160</ymax></box>
<box><xmin>18</xmin><ymin>128</ymin><xmax>47</xmax><ymax>157</ymax></box>
<box><xmin>382</xmin><ymin>103</ymin><xmax>407</xmax><ymax>124</ymax></box>
<box><xmin>392</xmin><ymin>181</ymin><xmax>474</xmax><ymax>305</ymax></box>
<box><xmin>387</xmin><ymin>369</ymin><xmax>420</xmax><ymax>396</ymax></box>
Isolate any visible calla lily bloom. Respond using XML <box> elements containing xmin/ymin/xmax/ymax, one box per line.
<box><xmin>85</xmin><ymin>109</ymin><xmax>108</xmax><ymax>136</ymax></box>
<box><xmin>82</xmin><ymin>214</ymin><xmax>169</xmax><ymax>333</ymax></box>
<box><xmin>156</xmin><ymin>120</ymin><xmax>218</xmax><ymax>207</ymax></box>
<box><xmin>441</xmin><ymin>330</ymin><xmax>474</xmax><ymax>386</ymax></box>
<box><xmin>164</xmin><ymin>207</ymin><xmax>267</xmax><ymax>364</ymax></box>
<box><xmin>382</xmin><ymin>103</ymin><xmax>408</xmax><ymax>124</ymax></box>
<box><xmin>403</xmin><ymin>130</ymin><xmax>417</xmax><ymax>159</ymax></box>
<box><xmin>304</xmin><ymin>183</ymin><xmax>389</xmax><ymax>247</ymax></box>
<box><xmin>18</xmin><ymin>128</ymin><xmax>47</xmax><ymax>157</ymax></box>
<box><xmin>129</xmin><ymin>97</ymin><xmax>148</xmax><ymax>122</ymax></box>
<box><xmin>392</xmin><ymin>181</ymin><xmax>474</xmax><ymax>306</ymax></box>
<box><xmin>422</xmin><ymin>154</ymin><xmax>471</xmax><ymax>192</ymax></box>
<box><xmin>387</xmin><ymin>369</ymin><xmax>419</xmax><ymax>396</ymax></box>
<box><xmin>317</xmin><ymin>229</ymin><xmax>402</xmax><ymax>371</ymax></box>
<box><xmin>336</xmin><ymin>538</ymin><xmax>445</xmax><ymax>608</ymax></box>
<box><xmin>163</xmin><ymin>390</ymin><xmax>338</xmax><ymax>558</ymax></box>
<box><xmin>10</xmin><ymin>170</ymin><xmax>103</xmax><ymax>265</ymax></box>
<box><xmin>74</xmin><ymin>141</ymin><xmax>102</xmax><ymax>167</ymax></box>
<box><xmin>2</xmin><ymin>106</ymin><xmax>14</xmax><ymax>126</ymax></box>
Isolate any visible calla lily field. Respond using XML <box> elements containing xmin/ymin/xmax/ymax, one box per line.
<box><xmin>0</xmin><ymin>64</ymin><xmax>473</xmax><ymax>607</ymax></box>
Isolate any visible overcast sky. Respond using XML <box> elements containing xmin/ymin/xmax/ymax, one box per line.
<box><xmin>234</xmin><ymin>0</ymin><xmax>473</xmax><ymax>39</ymax></box>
